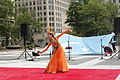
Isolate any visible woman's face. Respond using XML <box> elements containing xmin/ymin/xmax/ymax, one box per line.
<box><xmin>48</xmin><ymin>33</ymin><xmax>52</xmax><ymax>39</ymax></box>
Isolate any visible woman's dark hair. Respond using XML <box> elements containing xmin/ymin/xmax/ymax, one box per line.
<box><xmin>49</xmin><ymin>33</ymin><xmax>57</xmax><ymax>41</ymax></box>
<box><xmin>45</xmin><ymin>42</ymin><xmax>48</xmax><ymax>46</ymax></box>
<box><xmin>49</xmin><ymin>33</ymin><xmax>54</xmax><ymax>38</ymax></box>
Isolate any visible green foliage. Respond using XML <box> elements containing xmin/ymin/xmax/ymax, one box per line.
<box><xmin>66</xmin><ymin>0</ymin><xmax>118</xmax><ymax>36</ymax></box>
<box><xmin>15</xmin><ymin>7</ymin><xmax>43</xmax><ymax>41</ymax></box>
<box><xmin>15</xmin><ymin>7</ymin><xmax>35</xmax><ymax>25</ymax></box>
<box><xmin>0</xmin><ymin>0</ymin><xmax>15</xmax><ymax>37</ymax></box>
<box><xmin>0</xmin><ymin>0</ymin><xmax>15</xmax><ymax>46</ymax></box>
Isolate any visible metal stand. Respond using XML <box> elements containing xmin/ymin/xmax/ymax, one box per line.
<box><xmin>65</xmin><ymin>36</ymin><xmax>72</xmax><ymax>60</ymax></box>
<box><xmin>68</xmin><ymin>40</ymin><xmax>70</xmax><ymax>60</ymax></box>
<box><xmin>100</xmin><ymin>39</ymin><xmax>104</xmax><ymax>60</ymax></box>
<box><xmin>99</xmin><ymin>34</ymin><xmax>107</xmax><ymax>60</ymax></box>
<box><xmin>17</xmin><ymin>36</ymin><xmax>34</xmax><ymax>61</ymax></box>
<box><xmin>110</xmin><ymin>51</ymin><xmax>119</xmax><ymax>59</ymax></box>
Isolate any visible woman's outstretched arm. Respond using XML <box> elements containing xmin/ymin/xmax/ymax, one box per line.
<box><xmin>56</xmin><ymin>30</ymin><xmax>70</xmax><ymax>39</ymax></box>
<box><xmin>38</xmin><ymin>43</ymin><xmax>51</xmax><ymax>53</ymax></box>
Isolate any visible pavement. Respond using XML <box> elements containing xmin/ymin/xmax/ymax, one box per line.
<box><xmin>0</xmin><ymin>49</ymin><xmax>120</xmax><ymax>69</ymax></box>
<box><xmin>0</xmin><ymin>49</ymin><xmax>120</xmax><ymax>80</ymax></box>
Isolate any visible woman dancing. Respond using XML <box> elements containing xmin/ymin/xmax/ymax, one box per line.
<box><xmin>38</xmin><ymin>28</ymin><xmax>71</xmax><ymax>73</ymax></box>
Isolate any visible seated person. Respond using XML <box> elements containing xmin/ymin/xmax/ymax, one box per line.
<box><xmin>32</xmin><ymin>47</ymin><xmax>40</xmax><ymax>56</ymax></box>
<box><xmin>102</xmin><ymin>46</ymin><xmax>113</xmax><ymax>56</ymax></box>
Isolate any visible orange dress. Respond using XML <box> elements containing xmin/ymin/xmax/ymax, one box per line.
<box><xmin>40</xmin><ymin>30</ymin><xmax>69</xmax><ymax>73</ymax></box>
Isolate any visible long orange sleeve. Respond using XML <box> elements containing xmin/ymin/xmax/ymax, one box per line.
<box><xmin>56</xmin><ymin>30</ymin><xmax>69</xmax><ymax>39</ymax></box>
<box><xmin>40</xmin><ymin>43</ymin><xmax>51</xmax><ymax>53</ymax></box>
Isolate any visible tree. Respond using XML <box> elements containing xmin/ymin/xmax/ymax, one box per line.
<box><xmin>15</xmin><ymin>7</ymin><xmax>43</xmax><ymax>42</ymax></box>
<box><xmin>66</xmin><ymin>0</ymin><xmax>118</xmax><ymax>36</ymax></box>
<box><xmin>0</xmin><ymin>0</ymin><xmax>15</xmax><ymax>46</ymax></box>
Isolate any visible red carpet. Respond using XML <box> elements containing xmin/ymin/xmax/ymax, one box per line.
<box><xmin>0</xmin><ymin>67</ymin><xmax>120</xmax><ymax>80</ymax></box>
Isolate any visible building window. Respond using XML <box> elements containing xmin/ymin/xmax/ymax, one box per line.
<box><xmin>49</xmin><ymin>5</ymin><xmax>54</xmax><ymax>10</ymax></box>
<box><xmin>18</xmin><ymin>2</ymin><xmax>20</xmax><ymax>7</ymax></box>
<box><xmin>52</xmin><ymin>12</ymin><xmax>54</xmax><ymax>15</ymax></box>
<box><xmin>34</xmin><ymin>7</ymin><xmax>36</xmax><ymax>10</ymax></box>
<box><xmin>29</xmin><ymin>1</ymin><xmax>32</xmax><ymax>6</ymax></box>
<box><xmin>40</xmin><ymin>18</ymin><xmax>42</xmax><ymax>21</ymax></box>
<box><xmin>22</xmin><ymin>2</ymin><xmax>25</xmax><ymax>6</ymax></box>
<box><xmin>52</xmin><ymin>23</ymin><xmax>54</xmax><ymax>26</ymax></box>
<box><xmin>40</xmin><ymin>6</ymin><xmax>42</xmax><ymax>10</ymax></box>
<box><xmin>43</xmin><ymin>0</ymin><xmax>46</xmax><ymax>4</ymax></box>
<box><xmin>44</xmin><ymin>29</ymin><xmax>47</xmax><ymax>32</ymax></box>
<box><xmin>38</xmin><ymin>18</ymin><xmax>39</xmax><ymax>21</ymax></box>
<box><xmin>40</xmin><ymin>12</ymin><xmax>42</xmax><ymax>16</ymax></box>
<box><xmin>48</xmin><ymin>0</ymin><xmax>53</xmax><ymax>4</ymax></box>
<box><xmin>56</xmin><ymin>23</ymin><xmax>61</xmax><ymax>27</ymax></box>
<box><xmin>49</xmin><ymin>17</ymin><xmax>54</xmax><ymax>21</ymax></box>
<box><xmin>49</xmin><ymin>23</ymin><xmax>54</xmax><ymax>26</ymax></box>
<box><xmin>33</xmin><ymin>1</ymin><xmax>36</xmax><ymax>5</ymax></box>
<box><xmin>26</xmin><ymin>2</ymin><xmax>28</xmax><ymax>6</ymax></box>
<box><xmin>52</xmin><ymin>17</ymin><xmax>54</xmax><ymax>21</ymax></box>
<box><xmin>49</xmin><ymin>17</ymin><xmax>51</xmax><ymax>21</ymax></box>
<box><xmin>44</xmin><ymin>12</ymin><xmax>46</xmax><ymax>15</ymax></box>
<box><xmin>119</xmin><ymin>0</ymin><xmax>120</xmax><ymax>3</ymax></box>
<box><xmin>37</xmin><ymin>12</ymin><xmax>39</xmax><ymax>16</ymax></box>
<box><xmin>49</xmin><ymin>23</ymin><xmax>52</xmax><ymax>26</ymax></box>
<box><xmin>37</xmin><ymin>6</ymin><xmax>39</xmax><ymax>10</ymax></box>
<box><xmin>15</xmin><ymin>3</ymin><xmax>17</xmax><ymax>7</ymax></box>
<box><xmin>37</xmin><ymin>0</ymin><xmax>42</xmax><ymax>5</ymax></box>
<box><xmin>113</xmin><ymin>0</ymin><xmax>116</xmax><ymax>3</ymax></box>
<box><xmin>44</xmin><ymin>6</ymin><xmax>46</xmax><ymax>10</ymax></box>
<box><xmin>56</xmin><ymin>29</ymin><xmax>60</xmax><ymax>33</ymax></box>
<box><xmin>30</xmin><ymin>7</ymin><xmax>32</xmax><ymax>10</ymax></box>
<box><xmin>49</xmin><ymin>12</ymin><xmax>51</xmax><ymax>15</ymax></box>
<box><xmin>44</xmin><ymin>23</ymin><xmax>47</xmax><ymax>27</ymax></box>
<box><xmin>44</xmin><ymin>17</ymin><xmax>46</xmax><ymax>21</ymax></box>
<box><xmin>50</xmin><ymin>28</ymin><xmax>54</xmax><ymax>32</ymax></box>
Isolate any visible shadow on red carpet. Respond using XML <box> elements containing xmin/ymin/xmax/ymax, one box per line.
<box><xmin>0</xmin><ymin>67</ymin><xmax>119</xmax><ymax>80</ymax></box>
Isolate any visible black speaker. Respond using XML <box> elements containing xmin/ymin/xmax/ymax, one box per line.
<box><xmin>21</xmin><ymin>24</ymin><xmax>28</xmax><ymax>37</ymax></box>
<box><xmin>114</xmin><ymin>17</ymin><xmax>120</xmax><ymax>34</ymax></box>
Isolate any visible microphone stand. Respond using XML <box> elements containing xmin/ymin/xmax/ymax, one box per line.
<box><xmin>99</xmin><ymin>35</ymin><xmax>106</xmax><ymax>60</ymax></box>
<box><xmin>18</xmin><ymin>36</ymin><xmax>34</xmax><ymax>61</ymax></box>
<box><xmin>66</xmin><ymin>36</ymin><xmax>72</xmax><ymax>60</ymax></box>
<box><xmin>68</xmin><ymin>36</ymin><xmax>70</xmax><ymax>60</ymax></box>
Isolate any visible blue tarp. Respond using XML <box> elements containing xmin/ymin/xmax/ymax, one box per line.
<box><xmin>43</xmin><ymin>33</ymin><xmax>114</xmax><ymax>55</ymax></box>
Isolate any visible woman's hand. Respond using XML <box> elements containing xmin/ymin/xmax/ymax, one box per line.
<box><xmin>37</xmin><ymin>51</ymin><xmax>42</xmax><ymax>54</ymax></box>
<box><xmin>68</xmin><ymin>27</ymin><xmax>72</xmax><ymax>32</ymax></box>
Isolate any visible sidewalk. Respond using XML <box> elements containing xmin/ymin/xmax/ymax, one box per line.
<box><xmin>0</xmin><ymin>50</ymin><xmax>120</xmax><ymax>69</ymax></box>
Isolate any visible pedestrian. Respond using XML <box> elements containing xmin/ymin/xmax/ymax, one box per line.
<box><xmin>111</xmin><ymin>32</ymin><xmax>116</xmax><ymax>53</ymax></box>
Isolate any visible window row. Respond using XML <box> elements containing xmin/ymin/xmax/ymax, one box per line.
<box><xmin>50</xmin><ymin>28</ymin><xmax>62</xmax><ymax>33</ymax></box>
<box><xmin>49</xmin><ymin>23</ymin><xmax>62</xmax><ymax>27</ymax></box>
<box><xmin>37</xmin><ymin>17</ymin><xmax>62</xmax><ymax>22</ymax></box>
<box><xmin>38</xmin><ymin>17</ymin><xmax>47</xmax><ymax>21</ymax></box>
<box><xmin>16</xmin><ymin>3</ymin><xmax>67</xmax><ymax>12</ymax></box>
<box><xmin>55</xmin><ymin>6</ymin><xmax>67</xmax><ymax>12</ymax></box>
<box><xmin>16</xmin><ymin>0</ymin><xmax>46</xmax><ymax>7</ymax></box>
<box><xmin>56</xmin><ymin>12</ymin><xmax>61</xmax><ymax>17</ymax></box>
<box><xmin>37</xmin><ymin>11</ymin><xmax>62</xmax><ymax>17</ymax></box>
<box><xmin>56</xmin><ymin>23</ymin><xmax>62</xmax><ymax>27</ymax></box>
<box><xmin>55</xmin><ymin>0</ymin><xmax>69</xmax><ymax>8</ymax></box>
<box><xmin>37</xmin><ymin>6</ymin><xmax>46</xmax><ymax>10</ymax></box>
<box><xmin>113</xmin><ymin>0</ymin><xmax>120</xmax><ymax>3</ymax></box>
<box><xmin>43</xmin><ymin>28</ymin><xmax>62</xmax><ymax>33</ymax></box>
<box><xmin>56</xmin><ymin>29</ymin><xmax>62</xmax><ymax>33</ymax></box>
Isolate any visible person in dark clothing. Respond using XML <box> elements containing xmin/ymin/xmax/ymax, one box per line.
<box><xmin>102</xmin><ymin>46</ymin><xmax>113</xmax><ymax>56</ymax></box>
<box><xmin>111</xmin><ymin>32</ymin><xmax>116</xmax><ymax>52</ymax></box>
